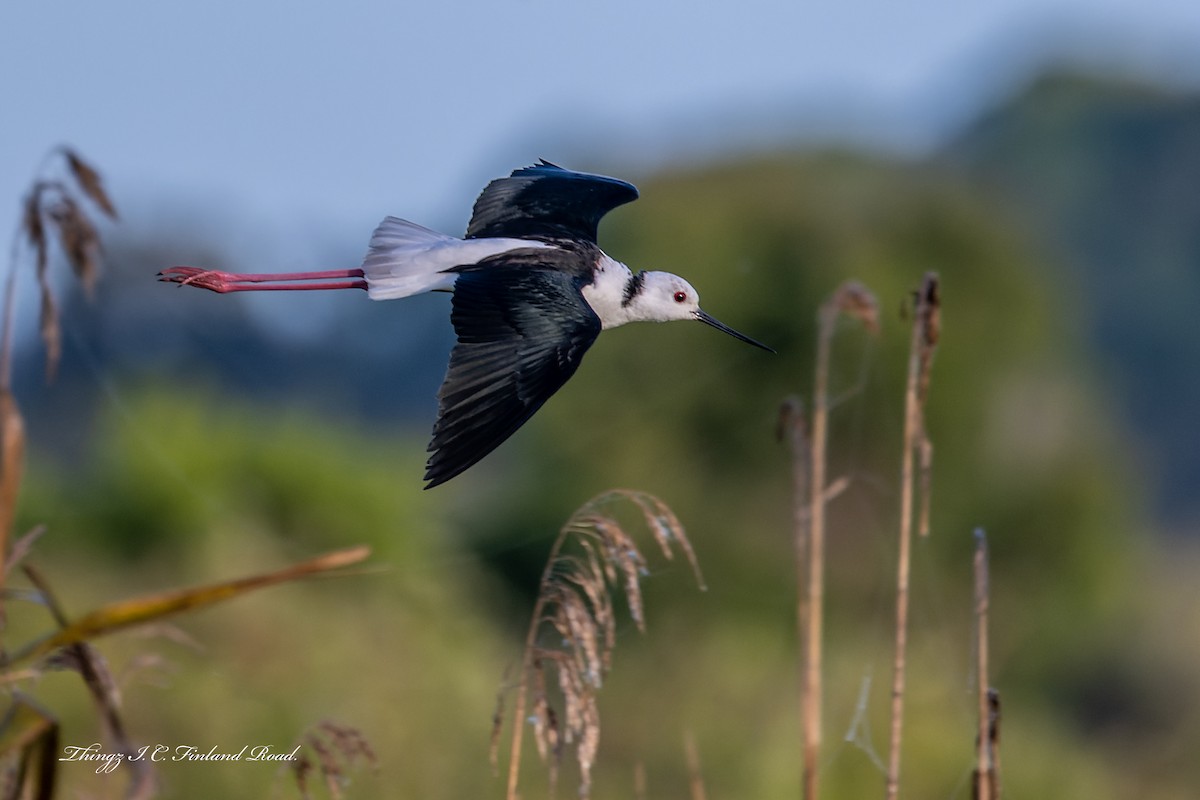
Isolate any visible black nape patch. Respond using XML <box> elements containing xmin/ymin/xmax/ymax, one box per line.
<box><xmin>621</xmin><ymin>271</ymin><xmax>646</xmax><ymax>307</ymax></box>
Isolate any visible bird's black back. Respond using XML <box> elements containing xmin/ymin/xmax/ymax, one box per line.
<box><xmin>465</xmin><ymin>160</ymin><xmax>639</xmax><ymax>243</ymax></box>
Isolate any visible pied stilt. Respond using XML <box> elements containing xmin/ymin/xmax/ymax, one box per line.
<box><xmin>159</xmin><ymin>160</ymin><xmax>773</xmax><ymax>488</ymax></box>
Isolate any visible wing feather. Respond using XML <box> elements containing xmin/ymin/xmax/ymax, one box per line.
<box><xmin>465</xmin><ymin>160</ymin><xmax>639</xmax><ymax>243</ymax></box>
<box><xmin>423</xmin><ymin>264</ymin><xmax>601</xmax><ymax>488</ymax></box>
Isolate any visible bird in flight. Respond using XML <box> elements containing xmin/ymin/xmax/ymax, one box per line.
<box><xmin>160</xmin><ymin>161</ymin><xmax>773</xmax><ymax>488</ymax></box>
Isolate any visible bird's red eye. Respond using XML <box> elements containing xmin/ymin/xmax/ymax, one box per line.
<box><xmin>673</xmin><ymin>291</ymin><xmax>687</xmax><ymax>303</ymax></box>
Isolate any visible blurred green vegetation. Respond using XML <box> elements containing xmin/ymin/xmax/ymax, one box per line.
<box><xmin>10</xmin><ymin>148</ymin><xmax>1200</xmax><ymax>798</ymax></box>
<box><xmin>945</xmin><ymin>68</ymin><xmax>1200</xmax><ymax>526</ymax></box>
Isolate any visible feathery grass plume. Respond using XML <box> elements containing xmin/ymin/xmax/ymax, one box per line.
<box><xmin>973</xmin><ymin>530</ymin><xmax>1001</xmax><ymax>800</ymax></box>
<box><xmin>885</xmin><ymin>272</ymin><xmax>940</xmax><ymax>800</ymax></box>
<box><xmin>10</xmin><ymin>147</ymin><xmax>117</xmax><ymax>382</ymax></box>
<box><xmin>288</xmin><ymin>720</ymin><xmax>378</xmax><ymax>800</ymax></box>
<box><xmin>498</xmin><ymin>490</ymin><xmax>703</xmax><ymax>800</ymax></box>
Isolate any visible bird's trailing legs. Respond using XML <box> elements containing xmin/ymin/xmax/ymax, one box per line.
<box><xmin>158</xmin><ymin>266</ymin><xmax>368</xmax><ymax>293</ymax></box>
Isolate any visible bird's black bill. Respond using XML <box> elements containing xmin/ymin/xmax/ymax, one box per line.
<box><xmin>695</xmin><ymin>310</ymin><xmax>775</xmax><ymax>353</ymax></box>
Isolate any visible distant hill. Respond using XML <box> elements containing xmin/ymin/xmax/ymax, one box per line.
<box><xmin>939</xmin><ymin>68</ymin><xmax>1200</xmax><ymax>530</ymax></box>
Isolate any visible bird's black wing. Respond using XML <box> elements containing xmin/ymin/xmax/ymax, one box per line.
<box><xmin>423</xmin><ymin>264</ymin><xmax>602</xmax><ymax>488</ymax></box>
<box><xmin>465</xmin><ymin>160</ymin><xmax>639</xmax><ymax>243</ymax></box>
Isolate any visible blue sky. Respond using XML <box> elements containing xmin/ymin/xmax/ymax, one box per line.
<box><xmin>3</xmin><ymin>0</ymin><xmax>1200</xmax><ymax>271</ymax></box>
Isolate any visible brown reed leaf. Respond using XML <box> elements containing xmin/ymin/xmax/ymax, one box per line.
<box><xmin>16</xmin><ymin>151</ymin><xmax>117</xmax><ymax>384</ymax></box>
<box><xmin>48</xmin><ymin>197</ymin><xmax>101</xmax><ymax>298</ymax></box>
<box><xmin>42</xmin><ymin>638</ymin><xmax>157</xmax><ymax>800</ymax></box>
<box><xmin>0</xmin><ymin>389</ymin><xmax>26</xmax><ymax>568</ymax></box>
<box><xmin>61</xmin><ymin>148</ymin><xmax>118</xmax><ymax>220</ymax></box>
<box><xmin>4</xmin><ymin>525</ymin><xmax>45</xmax><ymax>580</ymax></box>
<box><xmin>38</xmin><ymin>286</ymin><xmax>60</xmax><ymax>384</ymax></box>
<box><xmin>28</xmin><ymin>185</ymin><xmax>58</xmax><ymax>382</ymax></box>
<box><xmin>36</xmin><ymin>617</ymin><xmax>156</xmax><ymax>798</ymax></box>
<box><xmin>43</xmin><ymin>642</ymin><xmax>122</xmax><ymax>715</ymax></box>
<box><xmin>9</xmin><ymin>546</ymin><xmax>370</xmax><ymax>665</ymax></box>
<box><xmin>21</xmin><ymin>190</ymin><xmax>46</xmax><ymax>255</ymax></box>
<box><xmin>0</xmin><ymin>693</ymin><xmax>60</xmax><ymax>800</ymax></box>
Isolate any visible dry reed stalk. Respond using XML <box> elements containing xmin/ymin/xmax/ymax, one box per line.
<box><xmin>684</xmin><ymin>730</ymin><xmax>707</xmax><ymax>800</ymax></box>
<box><xmin>779</xmin><ymin>396</ymin><xmax>812</xmax><ymax>791</ymax></box>
<box><xmin>499</xmin><ymin>490</ymin><xmax>703</xmax><ymax>800</ymax></box>
<box><xmin>972</xmin><ymin>529</ymin><xmax>1000</xmax><ymax>800</ymax></box>
<box><xmin>780</xmin><ymin>281</ymin><xmax>878</xmax><ymax>800</ymax></box>
<box><xmin>983</xmin><ymin>690</ymin><xmax>1002</xmax><ymax>798</ymax></box>
<box><xmin>0</xmin><ymin>244</ymin><xmax>25</xmax><ymax>605</ymax></box>
<box><xmin>1</xmin><ymin>148</ymin><xmax>115</xmax><ymax>593</ymax></box>
<box><xmin>807</xmin><ymin>282</ymin><xmax>879</xmax><ymax>799</ymax></box>
<box><xmin>885</xmin><ymin>273</ymin><xmax>940</xmax><ymax>800</ymax></box>
<box><xmin>0</xmin><ymin>335</ymin><xmax>23</xmax><ymax>592</ymax></box>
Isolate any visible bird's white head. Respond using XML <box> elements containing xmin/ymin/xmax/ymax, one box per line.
<box><xmin>618</xmin><ymin>270</ymin><xmax>775</xmax><ymax>351</ymax></box>
<box><xmin>625</xmin><ymin>271</ymin><xmax>702</xmax><ymax>323</ymax></box>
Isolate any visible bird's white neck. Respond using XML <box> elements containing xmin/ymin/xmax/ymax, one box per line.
<box><xmin>581</xmin><ymin>254</ymin><xmax>638</xmax><ymax>329</ymax></box>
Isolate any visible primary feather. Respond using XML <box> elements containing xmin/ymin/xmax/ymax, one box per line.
<box><xmin>424</xmin><ymin>265</ymin><xmax>601</xmax><ymax>488</ymax></box>
<box><xmin>465</xmin><ymin>160</ymin><xmax>639</xmax><ymax>243</ymax></box>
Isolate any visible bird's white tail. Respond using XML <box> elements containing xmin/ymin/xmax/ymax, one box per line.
<box><xmin>360</xmin><ymin>217</ymin><xmax>552</xmax><ymax>301</ymax></box>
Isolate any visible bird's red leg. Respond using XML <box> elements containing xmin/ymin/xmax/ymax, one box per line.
<box><xmin>158</xmin><ymin>266</ymin><xmax>368</xmax><ymax>293</ymax></box>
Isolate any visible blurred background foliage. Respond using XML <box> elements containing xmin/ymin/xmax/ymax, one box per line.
<box><xmin>9</xmin><ymin>65</ymin><xmax>1200</xmax><ymax>798</ymax></box>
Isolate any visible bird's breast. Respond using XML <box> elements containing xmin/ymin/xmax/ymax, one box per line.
<box><xmin>580</xmin><ymin>254</ymin><xmax>636</xmax><ymax>329</ymax></box>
